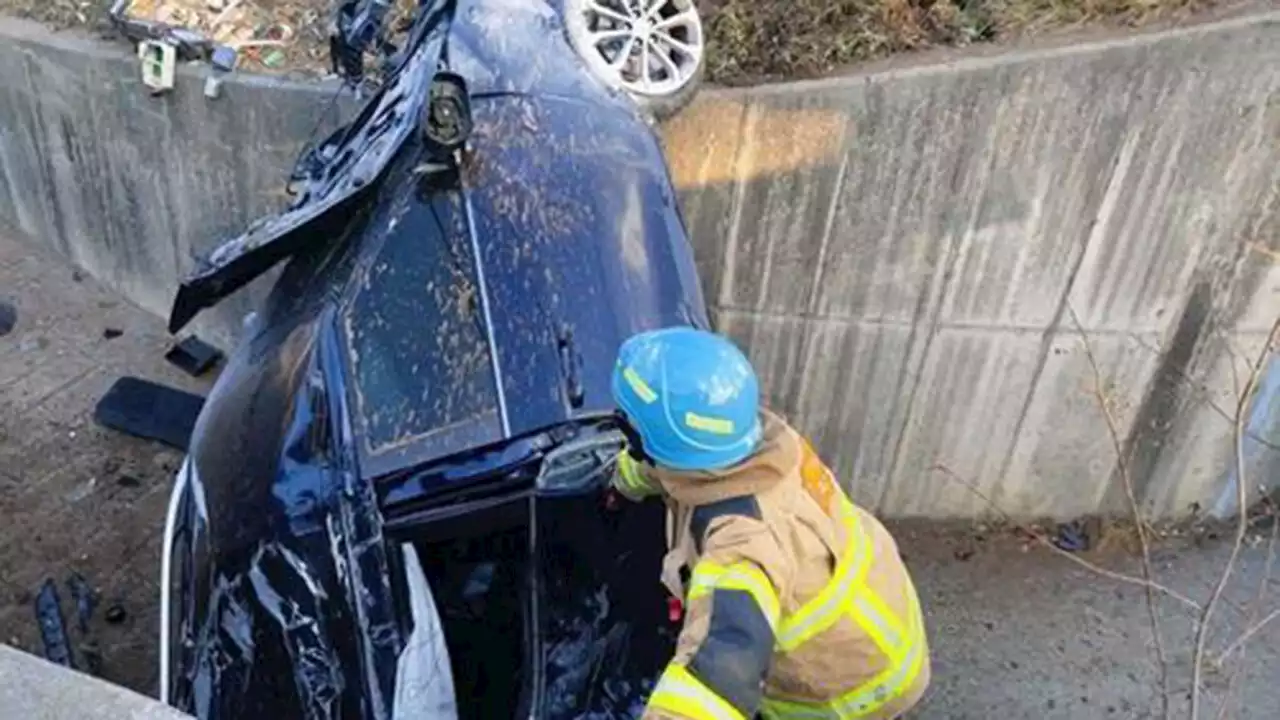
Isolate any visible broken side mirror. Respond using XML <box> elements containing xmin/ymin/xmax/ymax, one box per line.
<box><xmin>421</xmin><ymin>72</ymin><xmax>472</xmax><ymax>161</ymax></box>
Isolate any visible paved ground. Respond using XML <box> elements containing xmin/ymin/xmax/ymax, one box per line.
<box><xmin>0</xmin><ymin>231</ymin><xmax>214</xmax><ymax>696</ymax></box>
<box><xmin>901</xmin><ymin>520</ymin><xmax>1280</xmax><ymax>718</ymax></box>
<box><xmin>2</xmin><ymin>230</ymin><xmax>1280</xmax><ymax>717</ymax></box>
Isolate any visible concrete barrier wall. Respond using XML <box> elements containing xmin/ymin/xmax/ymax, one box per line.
<box><xmin>666</xmin><ymin>13</ymin><xmax>1280</xmax><ymax>519</ymax></box>
<box><xmin>0</xmin><ymin>18</ymin><xmax>352</xmax><ymax>348</ymax></box>
<box><xmin>2</xmin><ymin>14</ymin><xmax>1278</xmax><ymax>519</ymax></box>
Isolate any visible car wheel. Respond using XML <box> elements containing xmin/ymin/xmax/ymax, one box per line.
<box><xmin>563</xmin><ymin>0</ymin><xmax>705</xmax><ymax>120</ymax></box>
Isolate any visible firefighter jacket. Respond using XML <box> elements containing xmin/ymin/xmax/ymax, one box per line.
<box><xmin>612</xmin><ymin>410</ymin><xmax>930</xmax><ymax>720</ymax></box>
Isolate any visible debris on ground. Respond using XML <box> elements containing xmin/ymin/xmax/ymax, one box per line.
<box><xmin>104</xmin><ymin>604</ymin><xmax>128</xmax><ymax>625</ymax></box>
<box><xmin>0</xmin><ymin>300</ymin><xmax>15</xmax><ymax>336</ymax></box>
<box><xmin>113</xmin><ymin>0</ymin><xmax>338</xmax><ymax>74</ymax></box>
<box><xmin>164</xmin><ymin>335</ymin><xmax>223</xmax><ymax>377</ymax></box>
<box><xmin>102</xmin><ymin>328</ymin><xmax>124</xmax><ymax>339</ymax></box>
<box><xmin>35</xmin><ymin>580</ymin><xmax>75</xmax><ymax>668</ymax></box>
<box><xmin>1053</xmin><ymin>520</ymin><xmax>1091</xmax><ymax>552</ymax></box>
<box><xmin>66</xmin><ymin>573</ymin><xmax>99</xmax><ymax>634</ymax></box>
<box><xmin>65</xmin><ymin>476</ymin><xmax>99</xmax><ymax>503</ymax></box>
<box><xmin>94</xmin><ymin>376</ymin><xmax>206</xmax><ymax>451</ymax></box>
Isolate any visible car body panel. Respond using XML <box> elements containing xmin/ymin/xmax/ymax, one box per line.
<box><xmin>164</xmin><ymin>0</ymin><xmax>703</xmax><ymax>717</ymax></box>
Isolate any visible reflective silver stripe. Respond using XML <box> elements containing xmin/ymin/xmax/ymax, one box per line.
<box><xmin>852</xmin><ymin>595</ymin><xmax>902</xmax><ymax>653</ymax></box>
<box><xmin>461</xmin><ymin>190</ymin><xmax>510</xmax><ymax>438</ymax></box>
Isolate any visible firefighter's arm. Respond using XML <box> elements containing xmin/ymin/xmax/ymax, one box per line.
<box><xmin>643</xmin><ymin>513</ymin><xmax>793</xmax><ymax>720</ymax></box>
<box><xmin>611</xmin><ymin>452</ymin><xmax>663</xmax><ymax>501</ymax></box>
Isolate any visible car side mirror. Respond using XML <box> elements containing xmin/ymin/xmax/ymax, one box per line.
<box><xmin>421</xmin><ymin>71</ymin><xmax>473</xmax><ymax>160</ymax></box>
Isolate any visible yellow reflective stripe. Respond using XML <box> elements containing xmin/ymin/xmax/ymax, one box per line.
<box><xmin>685</xmin><ymin>411</ymin><xmax>736</xmax><ymax>435</ymax></box>
<box><xmin>832</xmin><ymin>604</ymin><xmax>927</xmax><ymax>718</ymax></box>
<box><xmin>614</xmin><ymin>453</ymin><xmax>659</xmax><ymax>498</ymax></box>
<box><xmin>761</xmin><ymin>611</ymin><xmax>927</xmax><ymax>719</ymax></box>
<box><xmin>648</xmin><ymin>664</ymin><xmax>748</xmax><ymax>720</ymax></box>
<box><xmin>688</xmin><ymin>561</ymin><xmax>781</xmax><ymax>630</ymax></box>
<box><xmin>623</xmin><ymin>366</ymin><xmax>658</xmax><ymax>404</ymax></box>
<box><xmin>777</xmin><ymin>505</ymin><xmax>869</xmax><ymax>651</ymax></box>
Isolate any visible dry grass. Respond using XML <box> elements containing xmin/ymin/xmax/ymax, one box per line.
<box><xmin>2</xmin><ymin>0</ymin><xmax>1223</xmax><ymax>82</ymax></box>
<box><xmin>702</xmin><ymin>0</ymin><xmax>1217</xmax><ymax>84</ymax></box>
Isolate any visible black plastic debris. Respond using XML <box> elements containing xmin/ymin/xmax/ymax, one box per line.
<box><xmin>67</xmin><ymin>573</ymin><xmax>98</xmax><ymax>635</ymax></box>
<box><xmin>103</xmin><ymin>328</ymin><xmax>124</xmax><ymax>340</ymax></box>
<box><xmin>165</xmin><ymin>336</ymin><xmax>224</xmax><ymax>377</ymax></box>
<box><xmin>94</xmin><ymin>377</ymin><xmax>206</xmax><ymax>451</ymax></box>
<box><xmin>35</xmin><ymin>580</ymin><xmax>75</xmax><ymax>669</ymax></box>
<box><xmin>104</xmin><ymin>604</ymin><xmax>128</xmax><ymax>625</ymax></box>
<box><xmin>0</xmin><ymin>300</ymin><xmax>15</xmax><ymax>337</ymax></box>
<box><xmin>1053</xmin><ymin>520</ymin><xmax>1090</xmax><ymax>552</ymax></box>
<box><xmin>116</xmin><ymin>474</ymin><xmax>143</xmax><ymax>488</ymax></box>
<box><xmin>66</xmin><ymin>573</ymin><xmax>104</xmax><ymax>677</ymax></box>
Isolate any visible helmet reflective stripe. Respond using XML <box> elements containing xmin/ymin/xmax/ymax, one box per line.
<box><xmin>686</xmin><ymin>412</ymin><xmax>735</xmax><ymax>435</ymax></box>
<box><xmin>611</xmin><ymin>328</ymin><xmax>762</xmax><ymax>471</ymax></box>
<box><xmin>622</xmin><ymin>366</ymin><xmax>658</xmax><ymax>404</ymax></box>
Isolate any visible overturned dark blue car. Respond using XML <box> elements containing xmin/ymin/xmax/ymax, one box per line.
<box><xmin>158</xmin><ymin>0</ymin><xmax>711</xmax><ymax>717</ymax></box>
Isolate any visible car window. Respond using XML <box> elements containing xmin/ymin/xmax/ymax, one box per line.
<box><xmin>344</xmin><ymin>175</ymin><xmax>501</xmax><ymax>454</ymax></box>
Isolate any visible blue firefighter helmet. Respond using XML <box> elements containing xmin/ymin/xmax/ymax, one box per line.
<box><xmin>611</xmin><ymin>327</ymin><xmax>763</xmax><ymax>471</ymax></box>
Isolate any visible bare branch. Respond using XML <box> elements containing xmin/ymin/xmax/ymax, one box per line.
<box><xmin>1191</xmin><ymin>317</ymin><xmax>1280</xmax><ymax>719</ymax></box>
<box><xmin>930</xmin><ymin>464</ymin><xmax>1201</xmax><ymax>611</ymax></box>
<box><xmin>1069</xmin><ymin>305</ymin><xmax>1170</xmax><ymax>720</ymax></box>
<box><xmin>1215</xmin><ymin>606</ymin><xmax>1280</xmax><ymax>666</ymax></box>
<box><xmin>1212</xmin><ymin>500</ymin><xmax>1278</xmax><ymax>720</ymax></box>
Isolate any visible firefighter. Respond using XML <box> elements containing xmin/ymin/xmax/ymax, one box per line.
<box><xmin>609</xmin><ymin>327</ymin><xmax>930</xmax><ymax>720</ymax></box>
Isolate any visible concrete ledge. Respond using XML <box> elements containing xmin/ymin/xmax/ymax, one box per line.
<box><xmin>0</xmin><ymin>644</ymin><xmax>189</xmax><ymax>719</ymax></box>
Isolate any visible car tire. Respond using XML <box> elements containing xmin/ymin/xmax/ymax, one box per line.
<box><xmin>562</xmin><ymin>0</ymin><xmax>705</xmax><ymax>120</ymax></box>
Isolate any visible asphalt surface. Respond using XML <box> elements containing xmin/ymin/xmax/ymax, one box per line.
<box><xmin>2</xmin><ymin>230</ymin><xmax>1279</xmax><ymax>718</ymax></box>
<box><xmin>0</xmin><ymin>231</ymin><xmax>213</xmax><ymax>696</ymax></box>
